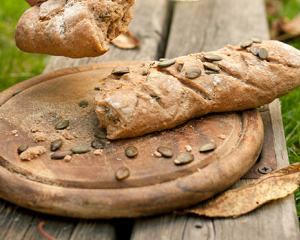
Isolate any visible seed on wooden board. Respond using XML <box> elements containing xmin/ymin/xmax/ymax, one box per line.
<box><xmin>78</xmin><ymin>100</ymin><xmax>88</xmax><ymax>108</ymax></box>
<box><xmin>116</xmin><ymin>167</ymin><xmax>130</xmax><ymax>180</ymax></box>
<box><xmin>94</xmin><ymin>128</ymin><xmax>107</xmax><ymax>139</ymax></box>
<box><xmin>91</xmin><ymin>139</ymin><xmax>105</xmax><ymax>149</ymax></box>
<box><xmin>157</xmin><ymin>59</ymin><xmax>176</xmax><ymax>68</ymax></box>
<box><xmin>142</xmin><ymin>68</ymin><xmax>149</xmax><ymax>76</ymax></box>
<box><xmin>12</xmin><ymin>89</ymin><xmax>23</xmax><ymax>97</ymax></box>
<box><xmin>50</xmin><ymin>139</ymin><xmax>63</xmax><ymax>151</ymax></box>
<box><xmin>105</xmin><ymin>107</ymin><xmax>119</xmax><ymax>122</ymax></box>
<box><xmin>258</xmin><ymin>48</ymin><xmax>268</xmax><ymax>60</ymax></box>
<box><xmin>186</xmin><ymin>67</ymin><xmax>201</xmax><ymax>79</ymax></box>
<box><xmin>203</xmin><ymin>62</ymin><xmax>220</xmax><ymax>72</ymax></box>
<box><xmin>51</xmin><ymin>150</ymin><xmax>73</xmax><ymax>160</ymax></box>
<box><xmin>157</xmin><ymin>146</ymin><xmax>173</xmax><ymax>158</ymax></box>
<box><xmin>111</xmin><ymin>66</ymin><xmax>130</xmax><ymax>75</ymax></box>
<box><xmin>240</xmin><ymin>39</ymin><xmax>253</xmax><ymax>48</ymax></box>
<box><xmin>174</xmin><ymin>153</ymin><xmax>194</xmax><ymax>165</ymax></box>
<box><xmin>178</xmin><ymin>64</ymin><xmax>183</xmax><ymax>72</ymax></box>
<box><xmin>250</xmin><ymin>37</ymin><xmax>262</xmax><ymax>43</ymax></box>
<box><xmin>250</xmin><ymin>45</ymin><xmax>259</xmax><ymax>56</ymax></box>
<box><xmin>94</xmin><ymin>86</ymin><xmax>100</xmax><ymax>90</ymax></box>
<box><xmin>125</xmin><ymin>146</ymin><xmax>138</xmax><ymax>158</ymax></box>
<box><xmin>70</xmin><ymin>146</ymin><xmax>91</xmax><ymax>154</ymax></box>
<box><xmin>55</xmin><ymin>120</ymin><xmax>69</xmax><ymax>130</ymax></box>
<box><xmin>199</xmin><ymin>142</ymin><xmax>217</xmax><ymax>152</ymax></box>
<box><xmin>205</xmin><ymin>70</ymin><xmax>218</xmax><ymax>74</ymax></box>
<box><xmin>18</xmin><ymin>144</ymin><xmax>28</xmax><ymax>154</ymax></box>
<box><xmin>203</xmin><ymin>54</ymin><xmax>222</xmax><ymax>61</ymax></box>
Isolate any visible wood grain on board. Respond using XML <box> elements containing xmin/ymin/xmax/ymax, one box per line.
<box><xmin>0</xmin><ymin>62</ymin><xmax>263</xmax><ymax>218</ymax></box>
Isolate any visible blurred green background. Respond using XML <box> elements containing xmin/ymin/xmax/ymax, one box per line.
<box><xmin>0</xmin><ymin>0</ymin><xmax>300</xmax><ymax>226</ymax></box>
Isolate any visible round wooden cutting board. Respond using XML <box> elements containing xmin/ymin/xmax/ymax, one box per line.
<box><xmin>0</xmin><ymin>61</ymin><xmax>264</xmax><ymax>218</ymax></box>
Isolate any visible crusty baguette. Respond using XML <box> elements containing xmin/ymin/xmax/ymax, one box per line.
<box><xmin>15</xmin><ymin>0</ymin><xmax>135</xmax><ymax>58</ymax></box>
<box><xmin>95</xmin><ymin>40</ymin><xmax>300</xmax><ymax>139</ymax></box>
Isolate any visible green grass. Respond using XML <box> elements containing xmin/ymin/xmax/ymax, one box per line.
<box><xmin>277</xmin><ymin>0</ymin><xmax>300</xmax><ymax>226</ymax></box>
<box><xmin>1</xmin><ymin>0</ymin><xmax>300</xmax><ymax>226</ymax></box>
<box><xmin>0</xmin><ymin>0</ymin><xmax>50</xmax><ymax>92</ymax></box>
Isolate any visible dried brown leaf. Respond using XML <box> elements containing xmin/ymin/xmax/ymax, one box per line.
<box><xmin>111</xmin><ymin>31</ymin><xmax>140</xmax><ymax>49</ymax></box>
<box><xmin>185</xmin><ymin>163</ymin><xmax>300</xmax><ymax>218</ymax></box>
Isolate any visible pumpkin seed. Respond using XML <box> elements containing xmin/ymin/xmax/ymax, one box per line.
<box><xmin>94</xmin><ymin>128</ymin><xmax>107</xmax><ymax>139</ymax></box>
<box><xmin>151</xmin><ymin>95</ymin><xmax>160</xmax><ymax>100</ymax></box>
<box><xmin>258</xmin><ymin>48</ymin><xmax>268</xmax><ymax>60</ymax></box>
<box><xmin>203</xmin><ymin>62</ymin><xmax>220</xmax><ymax>72</ymax></box>
<box><xmin>174</xmin><ymin>153</ymin><xmax>194</xmax><ymax>165</ymax></box>
<box><xmin>178</xmin><ymin>64</ymin><xmax>183</xmax><ymax>72</ymax></box>
<box><xmin>111</xmin><ymin>66</ymin><xmax>130</xmax><ymax>75</ymax></box>
<box><xmin>116</xmin><ymin>167</ymin><xmax>130</xmax><ymax>180</ymax></box>
<box><xmin>12</xmin><ymin>89</ymin><xmax>23</xmax><ymax>97</ymax></box>
<box><xmin>70</xmin><ymin>146</ymin><xmax>91</xmax><ymax>154</ymax></box>
<box><xmin>37</xmin><ymin>0</ymin><xmax>47</xmax><ymax>3</ymax></box>
<box><xmin>240</xmin><ymin>39</ymin><xmax>253</xmax><ymax>48</ymax></box>
<box><xmin>91</xmin><ymin>139</ymin><xmax>105</xmax><ymax>149</ymax></box>
<box><xmin>250</xmin><ymin>37</ymin><xmax>262</xmax><ymax>43</ymax></box>
<box><xmin>157</xmin><ymin>59</ymin><xmax>176</xmax><ymax>68</ymax></box>
<box><xmin>125</xmin><ymin>146</ymin><xmax>138</xmax><ymax>158</ymax></box>
<box><xmin>99</xmin><ymin>14</ymin><xmax>111</xmax><ymax>19</ymax></box>
<box><xmin>203</xmin><ymin>54</ymin><xmax>222</xmax><ymax>61</ymax></box>
<box><xmin>55</xmin><ymin>120</ymin><xmax>69</xmax><ymax>130</ymax></box>
<box><xmin>157</xmin><ymin>146</ymin><xmax>173</xmax><ymax>158</ymax></box>
<box><xmin>94</xmin><ymin>86</ymin><xmax>100</xmax><ymax>90</ymax></box>
<box><xmin>50</xmin><ymin>139</ymin><xmax>63</xmax><ymax>151</ymax></box>
<box><xmin>186</xmin><ymin>67</ymin><xmax>201</xmax><ymax>79</ymax></box>
<box><xmin>105</xmin><ymin>107</ymin><xmax>119</xmax><ymax>122</ymax></box>
<box><xmin>51</xmin><ymin>150</ymin><xmax>73</xmax><ymax>160</ymax></box>
<box><xmin>142</xmin><ymin>68</ymin><xmax>149</xmax><ymax>76</ymax></box>
<box><xmin>78</xmin><ymin>100</ymin><xmax>88</xmax><ymax>108</ymax></box>
<box><xmin>18</xmin><ymin>144</ymin><xmax>28</xmax><ymax>154</ymax></box>
<box><xmin>199</xmin><ymin>142</ymin><xmax>217</xmax><ymax>152</ymax></box>
<box><xmin>250</xmin><ymin>45</ymin><xmax>259</xmax><ymax>56</ymax></box>
<box><xmin>205</xmin><ymin>70</ymin><xmax>217</xmax><ymax>74</ymax></box>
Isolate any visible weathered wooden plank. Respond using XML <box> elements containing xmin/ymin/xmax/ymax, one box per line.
<box><xmin>69</xmin><ymin>219</ymin><xmax>117</xmax><ymax>240</ymax></box>
<box><xmin>0</xmin><ymin>200</ymin><xmax>35</xmax><ymax>240</ymax></box>
<box><xmin>130</xmin><ymin>0</ymin><xmax>300</xmax><ymax>239</ymax></box>
<box><xmin>43</xmin><ymin>0</ymin><xmax>171</xmax><ymax>73</ymax></box>
<box><xmin>0</xmin><ymin>0</ymin><xmax>171</xmax><ymax>239</ymax></box>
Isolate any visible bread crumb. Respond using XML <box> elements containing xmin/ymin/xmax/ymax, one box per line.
<box><xmin>58</xmin><ymin>130</ymin><xmax>76</xmax><ymax>140</ymax></box>
<box><xmin>185</xmin><ymin>145</ymin><xmax>192</xmax><ymax>152</ymax></box>
<box><xmin>20</xmin><ymin>146</ymin><xmax>46</xmax><ymax>160</ymax></box>
<box><xmin>64</xmin><ymin>155</ymin><xmax>72</xmax><ymax>162</ymax></box>
<box><xmin>31</xmin><ymin>126</ymin><xmax>43</xmax><ymax>133</ymax></box>
<box><xmin>33</xmin><ymin>132</ymin><xmax>47</xmax><ymax>142</ymax></box>
<box><xmin>218</xmin><ymin>134</ymin><xmax>226</xmax><ymax>140</ymax></box>
<box><xmin>154</xmin><ymin>151</ymin><xmax>162</xmax><ymax>157</ymax></box>
<box><xmin>116</xmin><ymin>158</ymin><xmax>122</xmax><ymax>161</ymax></box>
<box><xmin>12</xmin><ymin>130</ymin><xmax>19</xmax><ymax>136</ymax></box>
<box><xmin>94</xmin><ymin>149</ymin><xmax>103</xmax><ymax>155</ymax></box>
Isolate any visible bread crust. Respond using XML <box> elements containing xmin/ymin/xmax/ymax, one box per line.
<box><xmin>95</xmin><ymin>40</ymin><xmax>300</xmax><ymax>139</ymax></box>
<box><xmin>15</xmin><ymin>0</ymin><xmax>135</xmax><ymax>58</ymax></box>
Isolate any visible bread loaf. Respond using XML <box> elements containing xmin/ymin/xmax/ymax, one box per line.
<box><xmin>95</xmin><ymin>40</ymin><xmax>300</xmax><ymax>139</ymax></box>
<box><xmin>15</xmin><ymin>0</ymin><xmax>135</xmax><ymax>58</ymax></box>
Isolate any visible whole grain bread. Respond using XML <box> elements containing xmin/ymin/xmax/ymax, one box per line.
<box><xmin>15</xmin><ymin>0</ymin><xmax>135</xmax><ymax>58</ymax></box>
<box><xmin>95</xmin><ymin>40</ymin><xmax>300</xmax><ymax>139</ymax></box>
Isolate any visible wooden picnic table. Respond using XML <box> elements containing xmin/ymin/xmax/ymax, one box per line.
<box><xmin>1</xmin><ymin>0</ymin><xmax>300</xmax><ymax>239</ymax></box>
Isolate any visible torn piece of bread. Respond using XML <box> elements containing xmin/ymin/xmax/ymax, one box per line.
<box><xmin>95</xmin><ymin>40</ymin><xmax>300</xmax><ymax>139</ymax></box>
<box><xmin>15</xmin><ymin>0</ymin><xmax>135</xmax><ymax>58</ymax></box>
